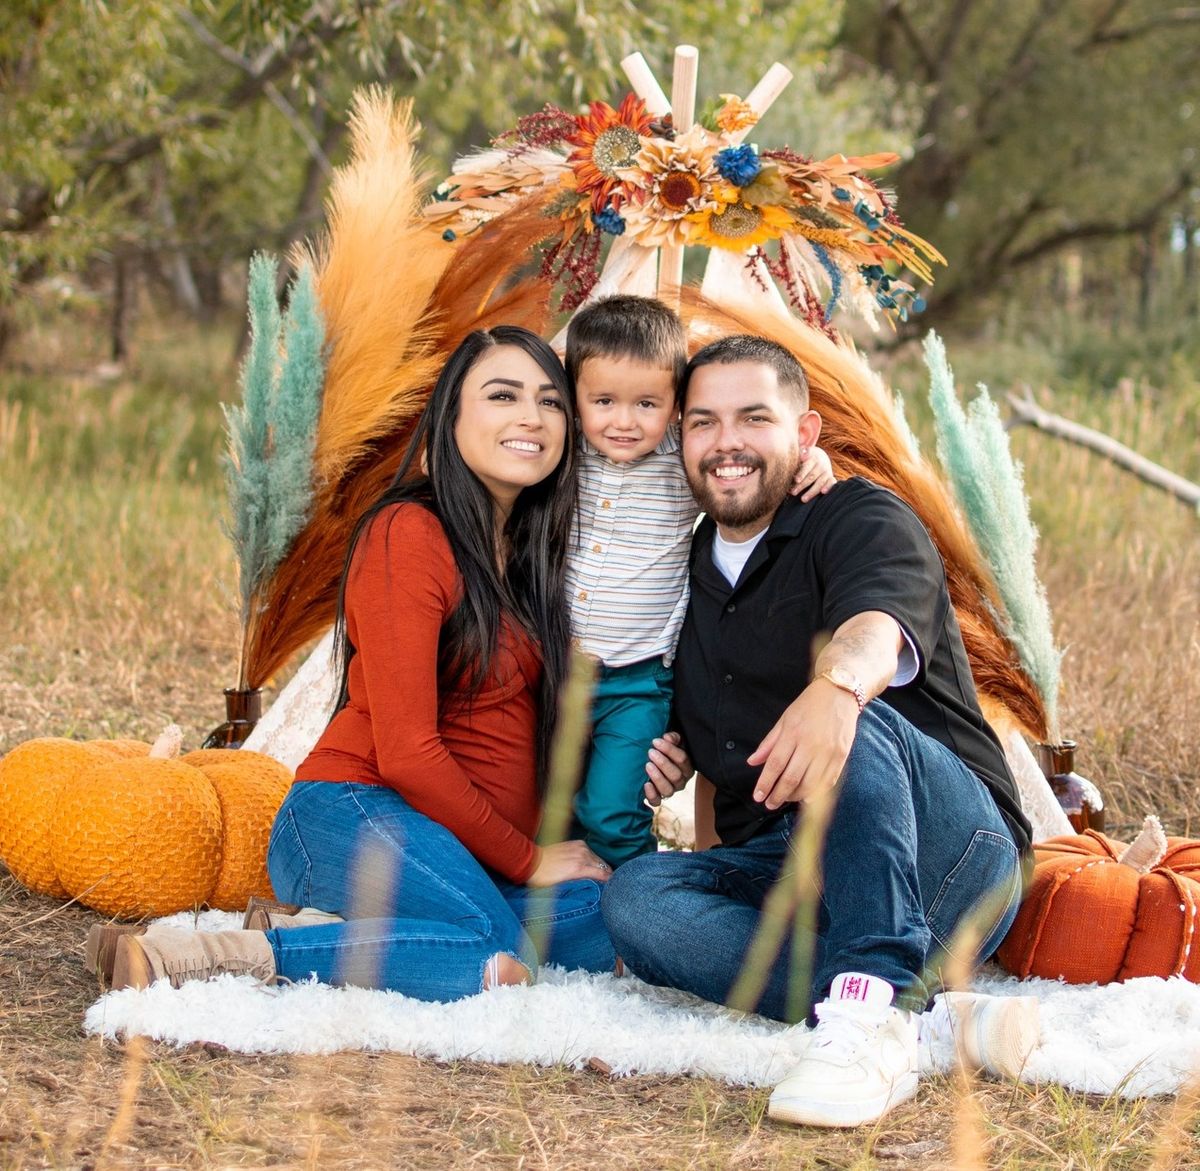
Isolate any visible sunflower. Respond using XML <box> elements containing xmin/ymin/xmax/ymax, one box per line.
<box><xmin>686</xmin><ymin>200</ymin><xmax>794</xmax><ymax>251</ymax></box>
<box><xmin>620</xmin><ymin>127</ymin><xmax>736</xmax><ymax>249</ymax></box>
<box><xmin>566</xmin><ymin>94</ymin><xmax>653</xmax><ymax>215</ymax></box>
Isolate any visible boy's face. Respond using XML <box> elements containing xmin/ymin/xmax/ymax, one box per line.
<box><xmin>575</xmin><ymin>355</ymin><xmax>677</xmax><ymax>463</ymax></box>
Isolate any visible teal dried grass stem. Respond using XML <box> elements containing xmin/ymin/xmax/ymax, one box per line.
<box><xmin>924</xmin><ymin>332</ymin><xmax>1062</xmax><ymax>741</ymax></box>
<box><xmin>224</xmin><ymin>254</ymin><xmax>325</xmax><ymax>686</ymax></box>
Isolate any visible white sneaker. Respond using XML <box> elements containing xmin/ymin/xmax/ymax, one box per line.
<box><xmin>919</xmin><ymin>991</ymin><xmax>1040</xmax><ymax>1080</ymax></box>
<box><xmin>768</xmin><ymin>973</ymin><xmax>919</xmax><ymax>1128</ymax></box>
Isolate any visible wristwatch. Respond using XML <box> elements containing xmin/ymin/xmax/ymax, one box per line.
<box><xmin>817</xmin><ymin>666</ymin><xmax>866</xmax><ymax>713</ymax></box>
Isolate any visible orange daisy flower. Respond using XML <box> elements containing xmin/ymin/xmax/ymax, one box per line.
<box><xmin>567</xmin><ymin>94</ymin><xmax>654</xmax><ymax>215</ymax></box>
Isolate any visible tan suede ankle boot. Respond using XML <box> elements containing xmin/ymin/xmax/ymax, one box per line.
<box><xmin>85</xmin><ymin>922</ymin><xmax>148</xmax><ymax>982</ymax></box>
<box><xmin>242</xmin><ymin>896</ymin><xmax>344</xmax><ymax>931</ymax></box>
<box><xmin>111</xmin><ymin>927</ymin><xmax>277</xmax><ymax>990</ymax></box>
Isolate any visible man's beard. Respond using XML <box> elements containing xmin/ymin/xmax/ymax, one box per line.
<box><xmin>687</xmin><ymin>450</ymin><xmax>798</xmax><ymax>529</ymax></box>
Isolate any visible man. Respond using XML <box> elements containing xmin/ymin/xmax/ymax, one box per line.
<box><xmin>602</xmin><ymin>335</ymin><xmax>1035</xmax><ymax>1128</ymax></box>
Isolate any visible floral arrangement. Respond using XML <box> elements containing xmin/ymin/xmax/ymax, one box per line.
<box><xmin>425</xmin><ymin>91</ymin><xmax>944</xmax><ymax>327</ymax></box>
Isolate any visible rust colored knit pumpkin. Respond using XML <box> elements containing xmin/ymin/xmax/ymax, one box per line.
<box><xmin>997</xmin><ymin>819</ymin><xmax>1200</xmax><ymax>984</ymax></box>
<box><xmin>0</xmin><ymin>738</ymin><xmax>112</xmax><ymax>898</ymax></box>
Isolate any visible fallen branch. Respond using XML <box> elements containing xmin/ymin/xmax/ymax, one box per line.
<box><xmin>1006</xmin><ymin>390</ymin><xmax>1200</xmax><ymax>512</ymax></box>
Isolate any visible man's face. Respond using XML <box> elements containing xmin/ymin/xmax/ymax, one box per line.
<box><xmin>681</xmin><ymin>360</ymin><xmax>817</xmax><ymax>537</ymax></box>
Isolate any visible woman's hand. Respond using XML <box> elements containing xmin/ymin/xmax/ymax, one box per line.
<box><xmin>527</xmin><ymin>841</ymin><xmax>613</xmax><ymax>886</ymax></box>
<box><xmin>643</xmin><ymin>731</ymin><xmax>693</xmax><ymax>807</ymax></box>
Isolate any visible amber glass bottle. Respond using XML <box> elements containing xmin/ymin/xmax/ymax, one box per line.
<box><xmin>201</xmin><ymin>688</ymin><xmax>263</xmax><ymax>749</ymax></box>
<box><xmin>1037</xmin><ymin>740</ymin><xmax>1105</xmax><ymax>833</ymax></box>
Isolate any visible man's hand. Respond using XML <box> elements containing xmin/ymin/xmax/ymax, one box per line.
<box><xmin>643</xmin><ymin>731</ymin><xmax>692</xmax><ymax>807</ymax></box>
<box><xmin>789</xmin><ymin>446</ymin><xmax>836</xmax><ymax>502</ymax></box>
<box><xmin>746</xmin><ymin>680</ymin><xmax>861</xmax><ymax>809</ymax></box>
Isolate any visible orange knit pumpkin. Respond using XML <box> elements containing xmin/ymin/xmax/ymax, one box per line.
<box><xmin>997</xmin><ymin>822</ymin><xmax>1200</xmax><ymax>984</ymax></box>
<box><xmin>0</xmin><ymin>738</ymin><xmax>113</xmax><ymax>897</ymax></box>
<box><xmin>52</xmin><ymin>753</ymin><xmax>225</xmax><ymax>918</ymax></box>
<box><xmin>180</xmin><ymin>749</ymin><xmax>291</xmax><ymax>910</ymax></box>
<box><xmin>0</xmin><ymin>728</ymin><xmax>292</xmax><ymax>917</ymax></box>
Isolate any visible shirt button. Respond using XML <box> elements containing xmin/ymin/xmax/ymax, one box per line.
<box><xmin>725</xmin><ymin>739</ymin><xmax>736</xmax><ymax>750</ymax></box>
<box><xmin>578</xmin><ymin>590</ymin><xmax>588</xmax><ymax>601</ymax></box>
<box><xmin>601</xmin><ymin>500</ymin><xmax>612</xmax><ymax>509</ymax></box>
<box><xmin>592</xmin><ymin>543</ymin><xmax>602</xmax><ymax>553</ymax></box>
<box><xmin>723</xmin><ymin>674</ymin><xmax>733</xmax><ymax>685</ymax></box>
<box><xmin>726</xmin><ymin>602</ymin><xmax>737</xmax><ymax>613</ymax></box>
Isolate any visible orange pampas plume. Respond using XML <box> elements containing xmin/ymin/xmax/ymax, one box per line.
<box><xmin>678</xmin><ymin>289</ymin><xmax>1048</xmax><ymax>741</ymax></box>
<box><xmin>242</xmin><ymin>183</ymin><xmax>558</xmax><ymax>688</ymax></box>
<box><xmin>294</xmin><ymin>88</ymin><xmax>448</xmax><ymax>489</ymax></box>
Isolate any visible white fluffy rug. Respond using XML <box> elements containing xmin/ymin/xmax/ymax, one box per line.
<box><xmin>84</xmin><ymin>912</ymin><xmax>1200</xmax><ymax>1098</ymax></box>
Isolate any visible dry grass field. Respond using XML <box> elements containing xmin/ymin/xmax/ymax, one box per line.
<box><xmin>2</xmin><ymin>312</ymin><xmax>1198</xmax><ymax>1168</ymax></box>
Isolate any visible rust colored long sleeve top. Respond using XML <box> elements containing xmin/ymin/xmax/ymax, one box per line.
<box><xmin>295</xmin><ymin>503</ymin><xmax>542</xmax><ymax>883</ymax></box>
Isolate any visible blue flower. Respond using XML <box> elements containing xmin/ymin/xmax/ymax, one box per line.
<box><xmin>592</xmin><ymin>206</ymin><xmax>626</xmax><ymax>236</ymax></box>
<box><xmin>715</xmin><ymin>145</ymin><xmax>761</xmax><ymax>187</ymax></box>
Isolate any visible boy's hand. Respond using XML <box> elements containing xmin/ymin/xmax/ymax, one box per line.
<box><xmin>790</xmin><ymin>446</ymin><xmax>836</xmax><ymax>502</ymax></box>
<box><xmin>643</xmin><ymin>731</ymin><xmax>693</xmax><ymax>807</ymax></box>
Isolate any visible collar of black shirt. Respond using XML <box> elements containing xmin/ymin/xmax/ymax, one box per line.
<box><xmin>691</xmin><ymin>490</ymin><xmax>822</xmax><ymax>589</ymax></box>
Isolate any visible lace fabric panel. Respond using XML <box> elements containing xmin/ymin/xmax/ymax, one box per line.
<box><xmin>242</xmin><ymin>629</ymin><xmax>339</xmax><ymax>773</ymax></box>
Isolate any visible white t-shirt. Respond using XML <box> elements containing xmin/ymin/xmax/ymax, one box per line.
<box><xmin>711</xmin><ymin>527</ymin><xmax>919</xmax><ymax>686</ymax></box>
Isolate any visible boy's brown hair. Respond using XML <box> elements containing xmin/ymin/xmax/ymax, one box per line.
<box><xmin>565</xmin><ymin>294</ymin><xmax>688</xmax><ymax>387</ymax></box>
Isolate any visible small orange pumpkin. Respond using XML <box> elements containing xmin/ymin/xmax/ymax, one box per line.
<box><xmin>180</xmin><ymin>749</ymin><xmax>291</xmax><ymax>910</ymax></box>
<box><xmin>52</xmin><ymin>735</ymin><xmax>225</xmax><ymax>918</ymax></box>
<box><xmin>0</xmin><ymin>738</ymin><xmax>114</xmax><ymax>897</ymax></box>
<box><xmin>997</xmin><ymin>819</ymin><xmax>1200</xmax><ymax>984</ymax></box>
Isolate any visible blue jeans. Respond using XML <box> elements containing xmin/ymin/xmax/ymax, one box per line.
<box><xmin>574</xmin><ymin>656</ymin><xmax>674</xmax><ymax>868</ymax></box>
<box><xmin>601</xmin><ymin>702</ymin><xmax>1023</xmax><ymax>1021</ymax></box>
<box><xmin>266</xmin><ymin>781</ymin><xmax>616</xmax><ymax>1001</ymax></box>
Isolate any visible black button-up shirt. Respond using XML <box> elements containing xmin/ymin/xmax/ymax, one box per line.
<box><xmin>673</xmin><ymin>478</ymin><xmax>1031</xmax><ymax>851</ymax></box>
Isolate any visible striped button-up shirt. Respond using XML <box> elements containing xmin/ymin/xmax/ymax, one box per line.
<box><xmin>566</xmin><ymin>426</ymin><xmax>697</xmax><ymax>667</ymax></box>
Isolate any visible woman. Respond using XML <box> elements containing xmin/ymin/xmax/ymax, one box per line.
<box><xmin>106</xmin><ymin>326</ymin><xmax>621</xmax><ymax>998</ymax></box>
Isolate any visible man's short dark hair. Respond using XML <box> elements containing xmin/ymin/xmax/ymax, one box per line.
<box><xmin>679</xmin><ymin>334</ymin><xmax>810</xmax><ymax>410</ymax></box>
<box><xmin>565</xmin><ymin>294</ymin><xmax>688</xmax><ymax>387</ymax></box>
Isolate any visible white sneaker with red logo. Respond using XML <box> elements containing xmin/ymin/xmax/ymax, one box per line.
<box><xmin>768</xmin><ymin>972</ymin><xmax>919</xmax><ymax>1128</ymax></box>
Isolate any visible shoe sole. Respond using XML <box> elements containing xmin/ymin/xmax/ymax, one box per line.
<box><xmin>85</xmin><ymin>923</ymin><xmax>147</xmax><ymax>983</ymax></box>
<box><xmin>767</xmin><ymin>1071</ymin><xmax>919</xmax><ymax>1128</ymax></box>
<box><xmin>242</xmin><ymin>896</ymin><xmax>301</xmax><ymax>931</ymax></box>
<box><xmin>110</xmin><ymin>933</ymin><xmax>156</xmax><ymax>991</ymax></box>
<box><xmin>955</xmin><ymin>994</ymin><xmax>1040</xmax><ymax>1079</ymax></box>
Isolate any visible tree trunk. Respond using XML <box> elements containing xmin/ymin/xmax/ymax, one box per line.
<box><xmin>110</xmin><ymin>254</ymin><xmax>132</xmax><ymax>363</ymax></box>
<box><xmin>1182</xmin><ymin>211</ymin><xmax>1197</xmax><ymax>317</ymax></box>
<box><xmin>151</xmin><ymin>159</ymin><xmax>203</xmax><ymax>317</ymax></box>
<box><xmin>1136</xmin><ymin>227</ymin><xmax>1156</xmax><ymax>329</ymax></box>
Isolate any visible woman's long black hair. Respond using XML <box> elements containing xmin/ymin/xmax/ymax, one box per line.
<box><xmin>332</xmin><ymin>326</ymin><xmax>578</xmax><ymax>794</ymax></box>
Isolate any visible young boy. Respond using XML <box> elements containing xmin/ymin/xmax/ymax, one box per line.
<box><xmin>563</xmin><ymin>295</ymin><xmax>834</xmax><ymax>867</ymax></box>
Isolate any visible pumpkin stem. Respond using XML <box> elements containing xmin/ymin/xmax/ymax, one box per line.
<box><xmin>1117</xmin><ymin>814</ymin><xmax>1167</xmax><ymax>873</ymax></box>
<box><xmin>148</xmin><ymin>725</ymin><xmax>184</xmax><ymax>760</ymax></box>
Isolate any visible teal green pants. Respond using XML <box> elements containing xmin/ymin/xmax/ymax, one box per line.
<box><xmin>574</xmin><ymin>656</ymin><xmax>675</xmax><ymax>868</ymax></box>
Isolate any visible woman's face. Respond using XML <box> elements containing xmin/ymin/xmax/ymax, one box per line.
<box><xmin>453</xmin><ymin>344</ymin><xmax>569</xmax><ymax>511</ymax></box>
